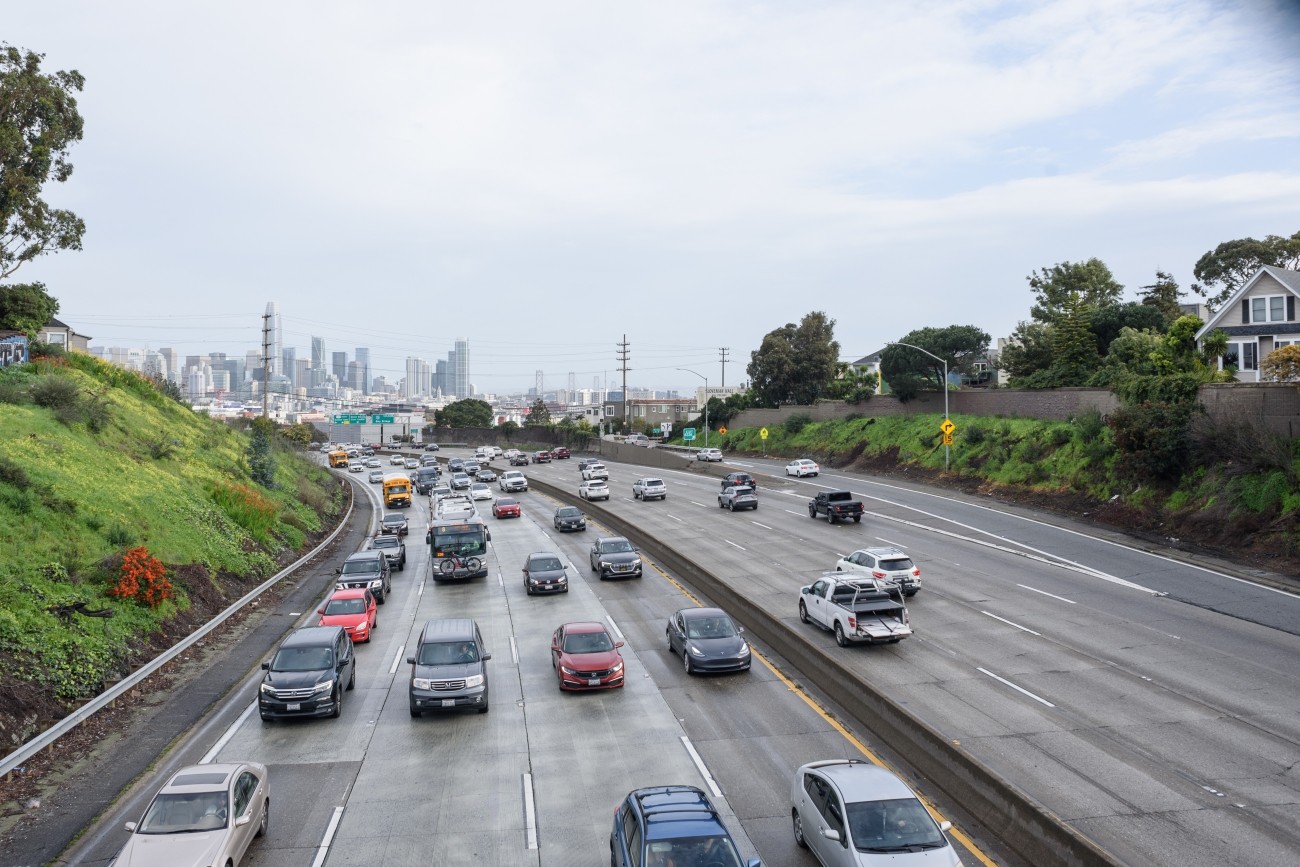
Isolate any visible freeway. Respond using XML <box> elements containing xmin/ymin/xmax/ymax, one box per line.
<box><xmin>516</xmin><ymin>446</ymin><xmax>1300</xmax><ymax>867</ymax></box>
<box><xmin>59</xmin><ymin>460</ymin><xmax>997</xmax><ymax>867</ymax></box>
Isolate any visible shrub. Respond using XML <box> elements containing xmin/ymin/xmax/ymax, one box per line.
<box><xmin>784</xmin><ymin>413</ymin><xmax>813</xmax><ymax>435</ymax></box>
<box><xmin>211</xmin><ymin>480</ymin><xmax>279</xmax><ymax>542</ymax></box>
<box><xmin>29</xmin><ymin>374</ymin><xmax>81</xmax><ymax>411</ymax></box>
<box><xmin>0</xmin><ymin>456</ymin><xmax>32</xmax><ymax>490</ymax></box>
<box><xmin>1047</xmin><ymin>426</ymin><xmax>1071</xmax><ymax>447</ymax></box>
<box><xmin>83</xmin><ymin>514</ymin><xmax>103</xmax><ymax>532</ymax></box>
<box><xmin>105</xmin><ymin>525</ymin><xmax>135</xmax><ymax>546</ymax></box>
<box><xmin>0</xmin><ymin>377</ymin><xmax>27</xmax><ymax>404</ymax></box>
<box><xmin>82</xmin><ymin>389</ymin><xmax>113</xmax><ymax>433</ymax></box>
<box><xmin>965</xmin><ymin>425</ymin><xmax>987</xmax><ymax>445</ymax></box>
<box><xmin>1108</xmin><ymin>401</ymin><xmax>1195</xmax><ymax>482</ymax></box>
<box><xmin>1073</xmin><ymin>408</ymin><xmax>1105</xmax><ymax>443</ymax></box>
<box><xmin>108</xmin><ymin>546</ymin><xmax>173</xmax><ymax>608</ymax></box>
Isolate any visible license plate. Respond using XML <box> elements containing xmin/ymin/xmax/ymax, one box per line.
<box><xmin>587</xmin><ymin>678</ymin><xmax>601</xmax><ymax>686</ymax></box>
<box><xmin>286</xmin><ymin>703</ymin><xmax>300</xmax><ymax>711</ymax></box>
<box><xmin>442</xmin><ymin>699</ymin><xmax>455</xmax><ymax>707</ymax></box>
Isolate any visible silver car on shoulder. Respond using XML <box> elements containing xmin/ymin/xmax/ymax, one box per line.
<box><xmin>113</xmin><ymin>762</ymin><xmax>269</xmax><ymax>867</ymax></box>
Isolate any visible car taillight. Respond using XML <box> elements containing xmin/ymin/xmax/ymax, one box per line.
<box><xmin>848</xmin><ymin>616</ymin><xmax>857</xmax><ymax>629</ymax></box>
<box><xmin>872</xmin><ymin>570</ymin><xmax>886</xmax><ymax>578</ymax></box>
<box><xmin>912</xmin><ymin>568</ymin><xmax>920</xmax><ymax>576</ymax></box>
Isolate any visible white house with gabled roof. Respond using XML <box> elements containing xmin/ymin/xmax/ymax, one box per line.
<box><xmin>1194</xmin><ymin>266</ymin><xmax>1300</xmax><ymax>381</ymax></box>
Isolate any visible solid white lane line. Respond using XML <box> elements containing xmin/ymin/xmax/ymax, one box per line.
<box><xmin>200</xmin><ymin>700</ymin><xmax>256</xmax><ymax>764</ymax></box>
<box><xmin>606</xmin><ymin>616</ymin><xmax>625</xmax><ymax>641</ymax></box>
<box><xmin>666</xmin><ymin>514</ymin><xmax>684</xmax><ymax>522</ymax></box>
<box><xmin>681</xmin><ymin>736</ymin><xmax>723</xmax><ymax>797</ymax></box>
<box><xmin>510</xmin><ymin>636</ymin><xmax>519</xmax><ymax>665</ymax></box>
<box><xmin>977</xmin><ymin>668</ymin><xmax>1056</xmax><ymax>707</ymax></box>
<box><xmin>724</xmin><ymin>539</ymin><xmax>746</xmax><ymax>551</ymax></box>
<box><xmin>751</xmin><ymin>521</ymin><xmax>774</xmax><ymax>530</ymax></box>
<box><xmin>728</xmin><ymin>461</ymin><xmax>754</xmax><ymax>467</ymax></box>
<box><xmin>310</xmin><ymin>806</ymin><xmax>346</xmax><ymax>867</ymax></box>
<box><xmin>1017</xmin><ymin>584</ymin><xmax>1077</xmax><ymax>604</ymax></box>
<box><xmin>388</xmin><ymin>644</ymin><xmax>406</xmax><ymax>675</ymax></box>
<box><xmin>523</xmin><ymin>773</ymin><xmax>538</xmax><ymax>850</ymax></box>
<box><xmin>689</xmin><ymin>500</ymin><xmax>709</xmax><ymax>508</ymax></box>
<box><xmin>981</xmin><ymin>612</ymin><xmax>1041</xmax><ymax>636</ymax></box>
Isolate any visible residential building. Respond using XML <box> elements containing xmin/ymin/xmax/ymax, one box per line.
<box><xmin>1195</xmin><ymin>266</ymin><xmax>1300</xmax><ymax>382</ymax></box>
<box><xmin>40</xmin><ymin>318</ymin><xmax>92</xmax><ymax>352</ymax></box>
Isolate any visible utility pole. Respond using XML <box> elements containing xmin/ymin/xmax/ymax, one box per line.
<box><xmin>719</xmin><ymin>347</ymin><xmax>730</xmax><ymax>389</ymax></box>
<box><xmin>261</xmin><ymin>310</ymin><xmax>273</xmax><ymax>419</ymax></box>
<box><xmin>617</xmin><ymin>335</ymin><xmax>631</xmax><ymax>432</ymax></box>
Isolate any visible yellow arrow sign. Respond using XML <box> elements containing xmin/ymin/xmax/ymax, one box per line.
<box><xmin>940</xmin><ymin>419</ymin><xmax>955</xmax><ymax>435</ymax></box>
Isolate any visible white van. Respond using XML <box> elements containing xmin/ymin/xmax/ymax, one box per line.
<box><xmin>474</xmin><ymin>447</ymin><xmax>495</xmax><ymax>463</ymax></box>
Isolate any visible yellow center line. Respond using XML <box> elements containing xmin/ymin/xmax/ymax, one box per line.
<box><xmin>647</xmin><ymin>560</ymin><xmax>1000</xmax><ymax>867</ymax></box>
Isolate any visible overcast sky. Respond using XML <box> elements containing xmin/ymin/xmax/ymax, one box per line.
<box><xmin>8</xmin><ymin>1</ymin><xmax>1299</xmax><ymax>395</ymax></box>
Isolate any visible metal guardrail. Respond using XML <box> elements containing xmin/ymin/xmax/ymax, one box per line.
<box><xmin>0</xmin><ymin>485</ymin><xmax>356</xmax><ymax>778</ymax></box>
<box><xmin>526</xmin><ymin>473</ymin><xmax>1123</xmax><ymax>867</ymax></box>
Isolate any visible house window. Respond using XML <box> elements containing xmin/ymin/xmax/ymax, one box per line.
<box><xmin>1250</xmin><ymin>296</ymin><xmax>1286</xmax><ymax>323</ymax></box>
<box><xmin>44</xmin><ymin>332</ymin><xmax>68</xmax><ymax>348</ymax></box>
<box><xmin>1227</xmin><ymin>341</ymin><xmax>1258</xmax><ymax>371</ymax></box>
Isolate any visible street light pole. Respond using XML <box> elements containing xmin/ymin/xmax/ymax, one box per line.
<box><xmin>677</xmin><ymin>368</ymin><xmax>709</xmax><ymax>448</ymax></box>
<box><xmin>889</xmin><ymin>342</ymin><xmax>950</xmax><ymax>470</ymax></box>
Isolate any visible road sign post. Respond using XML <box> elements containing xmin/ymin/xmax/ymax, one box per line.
<box><xmin>683</xmin><ymin>428</ymin><xmax>696</xmax><ymax>442</ymax></box>
<box><xmin>759</xmin><ymin>427</ymin><xmax>768</xmax><ymax>440</ymax></box>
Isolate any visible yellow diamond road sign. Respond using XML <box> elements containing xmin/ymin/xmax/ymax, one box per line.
<box><xmin>940</xmin><ymin>419</ymin><xmax>955</xmax><ymax>435</ymax></box>
<box><xmin>759</xmin><ymin>427</ymin><xmax>769</xmax><ymax>439</ymax></box>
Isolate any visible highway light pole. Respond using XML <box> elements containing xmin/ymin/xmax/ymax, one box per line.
<box><xmin>677</xmin><ymin>368</ymin><xmax>709</xmax><ymax>448</ymax></box>
<box><xmin>889</xmin><ymin>342</ymin><xmax>950</xmax><ymax>470</ymax></box>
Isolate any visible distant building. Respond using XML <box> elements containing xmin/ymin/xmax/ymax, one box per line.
<box><xmin>41</xmin><ymin>318</ymin><xmax>92</xmax><ymax>352</ymax></box>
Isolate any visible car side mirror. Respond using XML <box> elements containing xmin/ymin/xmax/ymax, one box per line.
<box><xmin>737</xmin><ymin>626</ymin><xmax>745</xmax><ymax>634</ymax></box>
<box><xmin>822</xmin><ymin>828</ymin><xmax>841</xmax><ymax>842</ymax></box>
<box><xmin>261</xmin><ymin>661</ymin><xmax>270</xmax><ymax>670</ymax></box>
<box><xmin>747</xmin><ymin>860</ymin><xmax>762</xmax><ymax>867</ymax></box>
<box><xmin>482</xmin><ymin>652</ymin><xmax>492</xmax><ymax>661</ymax></box>
<box><xmin>317</xmin><ymin>608</ymin><xmax>324</xmax><ymax>615</ymax></box>
<box><xmin>334</xmin><ymin>566</ymin><xmax>341</xmax><ymax>574</ymax></box>
<box><xmin>235</xmin><ymin>814</ymin><xmax>251</xmax><ymax>827</ymax></box>
<box><xmin>406</xmin><ymin>656</ymin><xmax>415</xmax><ymax>665</ymax></box>
<box><xmin>615</xmin><ymin>640</ymin><xmax>625</xmax><ymax>648</ymax></box>
<box><xmin>938</xmin><ymin>820</ymin><xmax>952</xmax><ymax>832</ymax></box>
<box><xmin>124</xmin><ymin>821</ymin><xmax>137</xmax><ymax>832</ymax></box>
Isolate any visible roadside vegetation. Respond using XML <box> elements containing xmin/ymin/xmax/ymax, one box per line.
<box><xmin>0</xmin><ymin>351</ymin><xmax>343</xmax><ymax>740</ymax></box>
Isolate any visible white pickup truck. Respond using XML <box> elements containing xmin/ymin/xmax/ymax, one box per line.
<box><xmin>798</xmin><ymin>574</ymin><xmax>912</xmax><ymax>647</ymax></box>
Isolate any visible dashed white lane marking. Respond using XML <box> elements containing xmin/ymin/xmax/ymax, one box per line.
<box><xmin>666</xmin><ymin>514</ymin><xmax>684</xmax><ymax>522</ymax></box>
<box><xmin>681</xmin><ymin>736</ymin><xmax>723</xmax><ymax>797</ymax></box>
<box><xmin>724</xmin><ymin>539</ymin><xmax>746</xmax><ymax>551</ymax></box>
<box><xmin>981</xmin><ymin>612</ymin><xmax>1041</xmax><ymax>636</ymax></box>
<box><xmin>200</xmin><ymin>700</ymin><xmax>256</xmax><ymax>763</ymax></box>
<box><xmin>1017</xmin><ymin>584</ymin><xmax>1077</xmax><ymax>604</ymax></box>
<box><xmin>977</xmin><ymin>667</ymin><xmax>1056</xmax><ymax>708</ymax></box>
<box><xmin>606</xmin><ymin>616</ymin><xmax>625</xmax><ymax>641</ymax></box>
<box><xmin>510</xmin><ymin>636</ymin><xmax>519</xmax><ymax>665</ymax></box>
<box><xmin>751</xmin><ymin>521</ymin><xmax>774</xmax><ymax>530</ymax></box>
<box><xmin>523</xmin><ymin>773</ymin><xmax>538</xmax><ymax>849</ymax></box>
<box><xmin>689</xmin><ymin>500</ymin><xmax>709</xmax><ymax>508</ymax></box>
<box><xmin>310</xmin><ymin>806</ymin><xmax>346</xmax><ymax>867</ymax></box>
<box><xmin>388</xmin><ymin>644</ymin><xmax>406</xmax><ymax>675</ymax></box>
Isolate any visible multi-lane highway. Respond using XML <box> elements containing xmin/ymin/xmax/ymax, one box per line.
<box><xmin>517</xmin><ymin>448</ymin><xmax>1300</xmax><ymax>867</ymax></box>
<box><xmin>60</xmin><ymin>450</ymin><xmax>1005</xmax><ymax>867</ymax></box>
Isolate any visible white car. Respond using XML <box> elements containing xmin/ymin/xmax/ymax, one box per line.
<box><xmin>435</xmin><ymin>495</ymin><xmax>477</xmax><ymax>520</ymax></box>
<box><xmin>499</xmin><ymin>471</ymin><xmax>528</xmax><ymax>493</ymax></box>
<box><xmin>579</xmin><ymin>479</ymin><xmax>610</xmax><ymax>501</ymax></box>
<box><xmin>697</xmin><ymin>448</ymin><xmax>723</xmax><ymax>462</ymax></box>
<box><xmin>581</xmin><ymin>463</ymin><xmax>609</xmax><ymax>481</ymax></box>
<box><xmin>835</xmin><ymin>547</ymin><xmax>922</xmax><ymax>597</ymax></box>
<box><xmin>347</xmin><ymin>461</ymin><xmax>365</xmax><ymax>473</ymax></box>
<box><xmin>786</xmin><ymin>458</ymin><xmax>820</xmax><ymax>477</ymax></box>
<box><xmin>469</xmin><ymin>482</ymin><xmax>493</xmax><ymax>501</ymax></box>
<box><xmin>503</xmin><ymin>449</ymin><xmax>521</xmax><ymax>460</ymax></box>
<box><xmin>389</xmin><ymin>454</ymin><xmax>406</xmax><ymax>465</ymax></box>
<box><xmin>632</xmin><ymin>477</ymin><xmax>667</xmax><ymax>500</ymax></box>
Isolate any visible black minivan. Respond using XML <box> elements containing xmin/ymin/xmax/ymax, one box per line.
<box><xmin>259</xmin><ymin>626</ymin><xmax>355</xmax><ymax>721</ymax></box>
<box><xmin>408</xmin><ymin>618</ymin><xmax>491</xmax><ymax>716</ymax></box>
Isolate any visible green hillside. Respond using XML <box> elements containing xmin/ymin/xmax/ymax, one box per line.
<box><xmin>0</xmin><ymin>352</ymin><xmax>342</xmax><ymax>738</ymax></box>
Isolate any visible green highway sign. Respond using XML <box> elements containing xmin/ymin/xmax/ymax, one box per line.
<box><xmin>682</xmin><ymin>428</ymin><xmax>697</xmax><ymax>441</ymax></box>
<box><xmin>652</xmin><ymin>427</ymin><xmax>662</xmax><ymax>435</ymax></box>
<box><xmin>333</xmin><ymin>414</ymin><xmax>366</xmax><ymax>424</ymax></box>
<box><xmin>371</xmin><ymin>414</ymin><xmax>395</xmax><ymax>424</ymax></box>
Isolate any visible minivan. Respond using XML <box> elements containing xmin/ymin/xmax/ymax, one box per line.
<box><xmin>408</xmin><ymin>618</ymin><xmax>492</xmax><ymax>716</ymax></box>
<box><xmin>259</xmin><ymin>626</ymin><xmax>355</xmax><ymax>721</ymax></box>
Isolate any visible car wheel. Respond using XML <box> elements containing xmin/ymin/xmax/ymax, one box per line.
<box><xmin>808</xmin><ymin>506</ymin><xmax>817</xmax><ymax>519</ymax></box>
<box><xmin>828</xmin><ymin>512</ymin><xmax>838</xmax><ymax>525</ymax></box>
<box><xmin>834</xmin><ymin>621</ymin><xmax>849</xmax><ymax>647</ymax></box>
<box><xmin>257</xmin><ymin>800</ymin><xmax>269</xmax><ymax>837</ymax></box>
<box><xmin>478</xmin><ymin>701</ymin><xmax>489</xmax><ymax>714</ymax></box>
<box><xmin>853</xmin><ymin>515</ymin><xmax>862</xmax><ymax>523</ymax></box>
<box><xmin>347</xmin><ymin>665</ymin><xmax>355</xmax><ymax>690</ymax></box>
<box><xmin>377</xmin><ymin>592</ymin><xmax>386</xmax><ymax>605</ymax></box>
<box><xmin>798</xmin><ymin>601</ymin><xmax>809</xmax><ymax>624</ymax></box>
<box><xmin>410</xmin><ymin>705</ymin><xmax>420</xmax><ymax>718</ymax></box>
<box><xmin>905</xmin><ymin>590</ymin><xmax>918</xmax><ymax>597</ymax></box>
<box><xmin>260</xmin><ymin>712</ymin><xmax>272</xmax><ymax>723</ymax></box>
<box><xmin>331</xmin><ymin>686</ymin><xmax>343</xmax><ymax>718</ymax></box>
<box><xmin>793</xmin><ymin>809</ymin><xmax>808</xmax><ymax>848</ymax></box>
<box><xmin>683</xmin><ymin>652</ymin><xmax>694</xmax><ymax>675</ymax></box>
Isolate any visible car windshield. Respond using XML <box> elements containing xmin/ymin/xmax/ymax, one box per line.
<box><xmin>341</xmin><ymin>559</ymin><xmax>379</xmax><ymax>574</ymax></box>
<box><xmin>372</xmin><ymin>537</ymin><xmax>397</xmax><ymax>548</ymax></box>
<box><xmin>324</xmin><ymin>598</ymin><xmax>366</xmax><ymax>616</ymax></box>
<box><xmin>471</xmin><ymin>484</ymin><xmax>488</xmax><ymax>491</ymax></box>
<box><xmin>556</xmin><ymin>507</ymin><xmax>581</xmax><ymax>518</ymax></box>
<box><xmin>497</xmin><ymin>498</ymin><xmax>517</xmax><ymax>506</ymax></box>
<box><xmin>643</xmin><ymin>479</ymin><xmax>662</xmax><ymax>486</ymax></box>
<box><xmin>645</xmin><ymin>836</ymin><xmax>744</xmax><ymax>867</ymax></box>
<box><xmin>846</xmin><ymin>797</ymin><xmax>946</xmax><ymax>852</ymax></box>
<box><xmin>586</xmin><ymin>480</ymin><xmax>607</xmax><ymax>487</ymax></box>
<box><xmin>563</xmin><ymin>631</ymin><xmax>614</xmax><ymax>653</ymax></box>
<box><xmin>530</xmin><ymin>557</ymin><xmax>563</xmax><ymax>572</ymax></box>
<box><xmin>418</xmin><ymin>641</ymin><xmax>479</xmax><ymax>665</ymax></box>
<box><xmin>879</xmin><ymin>557</ymin><xmax>915</xmax><ymax>571</ymax></box>
<box><xmin>685</xmin><ymin>615</ymin><xmax>737</xmax><ymax>640</ymax></box>
<box><xmin>384</xmin><ymin>515</ymin><xmax>405</xmax><ymax>525</ymax></box>
<box><xmin>137</xmin><ymin>791</ymin><xmax>229</xmax><ymax>834</ymax></box>
<box><xmin>432</xmin><ymin>530</ymin><xmax>486</xmax><ymax>557</ymax></box>
<box><xmin>386</xmin><ymin>483</ymin><xmax>409</xmax><ymax>493</ymax></box>
<box><xmin>600</xmin><ymin>539</ymin><xmax>633</xmax><ymax>554</ymax></box>
<box><xmin>271</xmin><ymin>645</ymin><xmax>334</xmax><ymax>671</ymax></box>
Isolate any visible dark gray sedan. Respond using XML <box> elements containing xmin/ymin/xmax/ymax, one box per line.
<box><xmin>553</xmin><ymin>506</ymin><xmax>587</xmax><ymax>532</ymax></box>
<box><xmin>666</xmin><ymin>608</ymin><xmax>751</xmax><ymax>674</ymax></box>
<box><xmin>523</xmin><ymin>553</ymin><xmax>569</xmax><ymax>595</ymax></box>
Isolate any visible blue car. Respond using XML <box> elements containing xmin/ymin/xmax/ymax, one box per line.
<box><xmin>611</xmin><ymin>785</ymin><xmax>760</xmax><ymax>867</ymax></box>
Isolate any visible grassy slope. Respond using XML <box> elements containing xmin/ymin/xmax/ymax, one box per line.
<box><xmin>0</xmin><ymin>355</ymin><xmax>341</xmax><ymax>708</ymax></box>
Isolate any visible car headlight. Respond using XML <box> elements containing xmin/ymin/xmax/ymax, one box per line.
<box><xmin>335</xmin><ymin>581</ymin><xmax>346</xmax><ymax>590</ymax></box>
<box><xmin>632</xmin><ymin>559</ymin><xmax>642</xmax><ymax>568</ymax></box>
<box><xmin>464</xmin><ymin>674</ymin><xmax>484</xmax><ymax>688</ymax></box>
<box><xmin>369</xmin><ymin>579</ymin><xmax>383</xmax><ymax>588</ymax></box>
<box><xmin>561</xmin><ymin>666</ymin><xmax>578</xmax><ymax>676</ymax></box>
<box><xmin>739</xmin><ymin>643</ymin><xmax>751</xmax><ymax>656</ymax></box>
<box><xmin>611</xmin><ymin>662</ymin><xmax>624</xmax><ymax>673</ymax></box>
<box><xmin>259</xmin><ymin>682</ymin><xmax>275</xmax><ymax>694</ymax></box>
<box><xmin>413</xmin><ymin>678</ymin><xmax>432</xmax><ymax>690</ymax></box>
<box><xmin>689</xmin><ymin>645</ymin><xmax>705</xmax><ymax>657</ymax></box>
<box><xmin>313</xmin><ymin>679</ymin><xmax>335</xmax><ymax>695</ymax></box>
<box><xmin>599</xmin><ymin>560</ymin><xmax>611</xmax><ymax>569</ymax></box>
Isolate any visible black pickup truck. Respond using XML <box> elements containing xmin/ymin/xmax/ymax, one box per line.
<box><xmin>809</xmin><ymin>490</ymin><xmax>864</xmax><ymax>524</ymax></box>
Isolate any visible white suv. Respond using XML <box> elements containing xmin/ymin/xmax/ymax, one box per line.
<box><xmin>834</xmin><ymin>547</ymin><xmax>922</xmax><ymax>597</ymax></box>
<box><xmin>632</xmin><ymin>478</ymin><xmax>667</xmax><ymax>500</ymax></box>
<box><xmin>697</xmin><ymin>448</ymin><xmax>723</xmax><ymax>462</ymax></box>
<box><xmin>581</xmin><ymin>463</ymin><xmax>610</xmax><ymax>481</ymax></box>
<box><xmin>498</xmin><ymin>471</ymin><xmax>528</xmax><ymax>493</ymax></box>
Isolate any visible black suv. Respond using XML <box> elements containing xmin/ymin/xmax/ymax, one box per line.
<box><xmin>721</xmin><ymin>472</ymin><xmax>758</xmax><ymax>489</ymax></box>
<box><xmin>590</xmin><ymin>536</ymin><xmax>643</xmax><ymax>580</ymax></box>
<box><xmin>553</xmin><ymin>506</ymin><xmax>587</xmax><ymax>532</ymax></box>
<box><xmin>258</xmin><ymin>626</ymin><xmax>355</xmax><ymax>721</ymax></box>
<box><xmin>611</xmin><ymin>785</ymin><xmax>759</xmax><ymax>867</ymax></box>
<box><xmin>336</xmin><ymin>550</ymin><xmax>392</xmax><ymax>603</ymax></box>
<box><xmin>407</xmin><ymin>618</ymin><xmax>492</xmax><ymax>716</ymax></box>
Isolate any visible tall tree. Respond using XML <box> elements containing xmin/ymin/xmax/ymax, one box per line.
<box><xmin>1137</xmin><ymin>270</ymin><xmax>1184</xmax><ymax>325</ymax></box>
<box><xmin>1193</xmin><ymin>231</ymin><xmax>1300</xmax><ymax>311</ymax></box>
<box><xmin>880</xmin><ymin>324</ymin><xmax>991</xmax><ymax>393</ymax></box>
<box><xmin>1027</xmin><ymin>258</ymin><xmax>1124</xmax><ymax>324</ymax></box>
<box><xmin>434</xmin><ymin>399</ymin><xmax>493</xmax><ymax>428</ymax></box>
<box><xmin>1089</xmin><ymin>302</ymin><xmax>1168</xmax><ymax>353</ymax></box>
<box><xmin>0</xmin><ymin>45</ymin><xmax>86</xmax><ymax>280</ymax></box>
<box><xmin>526</xmin><ymin>398</ymin><xmax>551</xmax><ymax>426</ymax></box>
<box><xmin>746</xmin><ymin>311</ymin><xmax>840</xmax><ymax>406</ymax></box>
<box><xmin>1051</xmin><ymin>294</ymin><xmax>1098</xmax><ymax>384</ymax></box>
<box><xmin>0</xmin><ymin>281</ymin><xmax>58</xmax><ymax>339</ymax></box>
<box><xmin>998</xmin><ymin>321</ymin><xmax>1054</xmax><ymax>381</ymax></box>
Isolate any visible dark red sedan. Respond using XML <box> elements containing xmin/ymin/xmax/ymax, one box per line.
<box><xmin>550</xmin><ymin>622</ymin><xmax>625</xmax><ymax>691</ymax></box>
<box><xmin>492</xmin><ymin>497</ymin><xmax>521</xmax><ymax>518</ymax></box>
<box><xmin>551</xmin><ymin>447</ymin><xmax>571</xmax><ymax>459</ymax></box>
<box><xmin>532</xmin><ymin>450</ymin><xmax>553</xmax><ymax>464</ymax></box>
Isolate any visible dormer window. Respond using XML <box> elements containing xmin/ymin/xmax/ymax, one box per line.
<box><xmin>1250</xmin><ymin>295</ymin><xmax>1287</xmax><ymax>323</ymax></box>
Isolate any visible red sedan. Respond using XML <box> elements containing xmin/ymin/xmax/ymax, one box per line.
<box><xmin>493</xmin><ymin>497</ymin><xmax>521</xmax><ymax>519</ymax></box>
<box><xmin>317</xmin><ymin>588</ymin><xmax>377</xmax><ymax>643</ymax></box>
<box><xmin>551</xmin><ymin>621</ymin><xmax>625</xmax><ymax>691</ymax></box>
<box><xmin>551</xmin><ymin>447</ymin><xmax>571</xmax><ymax>459</ymax></box>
